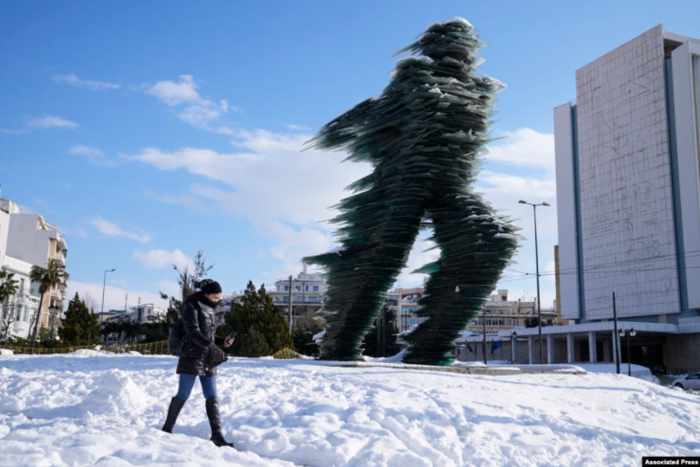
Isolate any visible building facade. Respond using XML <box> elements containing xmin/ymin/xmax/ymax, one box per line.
<box><xmin>270</xmin><ymin>269</ymin><xmax>327</xmax><ymax>317</ymax></box>
<box><xmin>464</xmin><ymin>290</ymin><xmax>559</xmax><ymax>334</ymax></box>
<box><xmin>388</xmin><ymin>288</ymin><xmax>424</xmax><ymax>333</ymax></box>
<box><xmin>0</xmin><ymin>198</ymin><xmax>67</xmax><ymax>340</ymax></box>
<box><xmin>551</xmin><ymin>25</ymin><xmax>700</xmax><ymax>372</ymax></box>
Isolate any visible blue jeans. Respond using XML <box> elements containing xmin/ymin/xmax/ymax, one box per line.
<box><xmin>175</xmin><ymin>373</ymin><xmax>218</xmax><ymax>401</ymax></box>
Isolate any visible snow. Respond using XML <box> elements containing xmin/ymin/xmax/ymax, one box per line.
<box><xmin>0</xmin><ymin>348</ymin><xmax>13</xmax><ymax>356</ymax></box>
<box><xmin>1</xmin><ymin>354</ymin><xmax>699</xmax><ymax>467</ymax></box>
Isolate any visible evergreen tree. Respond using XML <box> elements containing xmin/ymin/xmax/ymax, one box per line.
<box><xmin>60</xmin><ymin>293</ymin><xmax>100</xmax><ymax>345</ymax></box>
<box><xmin>224</xmin><ymin>281</ymin><xmax>292</xmax><ymax>357</ymax></box>
<box><xmin>292</xmin><ymin>312</ymin><xmax>325</xmax><ymax>357</ymax></box>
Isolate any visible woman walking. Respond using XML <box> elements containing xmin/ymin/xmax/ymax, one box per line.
<box><xmin>161</xmin><ymin>280</ymin><xmax>236</xmax><ymax>448</ymax></box>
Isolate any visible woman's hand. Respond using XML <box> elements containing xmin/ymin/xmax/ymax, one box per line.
<box><xmin>223</xmin><ymin>335</ymin><xmax>235</xmax><ymax>348</ymax></box>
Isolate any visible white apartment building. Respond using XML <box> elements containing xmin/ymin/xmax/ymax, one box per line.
<box><xmin>0</xmin><ymin>198</ymin><xmax>67</xmax><ymax>339</ymax></box>
<box><xmin>270</xmin><ymin>268</ymin><xmax>327</xmax><ymax>316</ymax></box>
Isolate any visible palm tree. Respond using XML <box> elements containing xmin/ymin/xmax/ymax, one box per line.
<box><xmin>29</xmin><ymin>259</ymin><xmax>69</xmax><ymax>344</ymax></box>
<box><xmin>0</xmin><ymin>270</ymin><xmax>19</xmax><ymax>340</ymax></box>
<box><xmin>0</xmin><ymin>270</ymin><xmax>19</xmax><ymax>302</ymax></box>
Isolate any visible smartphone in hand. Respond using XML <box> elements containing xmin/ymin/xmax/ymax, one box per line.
<box><xmin>224</xmin><ymin>332</ymin><xmax>237</xmax><ymax>348</ymax></box>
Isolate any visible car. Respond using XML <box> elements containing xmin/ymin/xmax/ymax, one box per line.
<box><xmin>672</xmin><ymin>373</ymin><xmax>700</xmax><ymax>391</ymax></box>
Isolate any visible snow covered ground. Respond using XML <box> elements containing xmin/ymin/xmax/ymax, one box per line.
<box><xmin>1</xmin><ymin>353</ymin><xmax>699</xmax><ymax>467</ymax></box>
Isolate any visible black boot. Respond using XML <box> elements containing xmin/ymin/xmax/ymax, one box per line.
<box><xmin>205</xmin><ymin>398</ymin><xmax>235</xmax><ymax>448</ymax></box>
<box><xmin>162</xmin><ymin>397</ymin><xmax>186</xmax><ymax>433</ymax></box>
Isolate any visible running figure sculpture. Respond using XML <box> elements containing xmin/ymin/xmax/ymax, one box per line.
<box><xmin>305</xmin><ymin>19</ymin><xmax>519</xmax><ymax>365</ymax></box>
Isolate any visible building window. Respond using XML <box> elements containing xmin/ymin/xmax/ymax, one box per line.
<box><xmin>313</xmin><ymin>286</ymin><xmax>319</xmax><ymax>291</ymax></box>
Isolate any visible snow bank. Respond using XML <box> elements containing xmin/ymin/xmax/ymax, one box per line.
<box><xmin>0</xmin><ymin>348</ymin><xmax>13</xmax><ymax>356</ymax></box>
<box><xmin>72</xmin><ymin>348</ymin><xmax>109</xmax><ymax>357</ymax></box>
<box><xmin>1</xmin><ymin>355</ymin><xmax>699</xmax><ymax>466</ymax></box>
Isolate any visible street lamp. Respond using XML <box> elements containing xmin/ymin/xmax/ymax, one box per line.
<box><xmin>519</xmin><ymin>200</ymin><xmax>550</xmax><ymax>364</ymax></box>
<box><xmin>101</xmin><ymin>268</ymin><xmax>116</xmax><ymax>315</ymax></box>
<box><xmin>618</xmin><ymin>328</ymin><xmax>637</xmax><ymax>376</ymax></box>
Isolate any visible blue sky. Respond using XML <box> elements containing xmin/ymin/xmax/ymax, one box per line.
<box><xmin>1</xmin><ymin>1</ymin><xmax>698</xmax><ymax>310</ymax></box>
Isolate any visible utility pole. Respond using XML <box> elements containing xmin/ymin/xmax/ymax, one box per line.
<box><xmin>612</xmin><ymin>292</ymin><xmax>620</xmax><ymax>374</ymax></box>
<box><xmin>519</xmin><ymin>200</ymin><xmax>550</xmax><ymax>363</ymax></box>
<box><xmin>288</xmin><ymin>275</ymin><xmax>293</xmax><ymax>335</ymax></box>
<box><xmin>482</xmin><ymin>314</ymin><xmax>487</xmax><ymax>365</ymax></box>
<box><xmin>625</xmin><ymin>330</ymin><xmax>632</xmax><ymax>376</ymax></box>
<box><xmin>101</xmin><ymin>268</ymin><xmax>116</xmax><ymax>315</ymax></box>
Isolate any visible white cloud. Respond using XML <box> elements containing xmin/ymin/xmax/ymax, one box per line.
<box><xmin>475</xmin><ymin>167</ymin><xmax>557</xmax><ymax>307</ymax></box>
<box><xmin>146</xmin><ymin>75</ymin><xmax>231</xmax><ymax>131</ymax></box>
<box><xmin>91</xmin><ymin>218</ymin><xmax>151</xmax><ymax>244</ymax></box>
<box><xmin>68</xmin><ymin>145</ymin><xmax>116</xmax><ymax>167</ymax></box>
<box><xmin>66</xmin><ymin>279</ymin><xmax>167</xmax><ymax>312</ymax></box>
<box><xmin>146</xmin><ymin>75</ymin><xmax>201</xmax><ymax>106</ymax></box>
<box><xmin>128</xmin><ymin>130</ymin><xmax>371</xmax><ymax>227</ymax></box>
<box><xmin>128</xmin><ymin>130</ymin><xmax>370</xmax><ymax>283</ymax></box>
<box><xmin>52</xmin><ymin>73</ymin><xmax>120</xmax><ymax>91</ymax></box>
<box><xmin>145</xmin><ymin>75</ymin><xmax>231</xmax><ymax>132</ymax></box>
<box><xmin>486</xmin><ymin>128</ymin><xmax>555</xmax><ymax>172</ymax></box>
<box><xmin>177</xmin><ymin>100</ymin><xmax>227</xmax><ymax>129</ymax></box>
<box><xmin>286</xmin><ymin>123</ymin><xmax>309</xmax><ymax>131</ymax></box>
<box><xmin>266</xmin><ymin>222</ymin><xmax>334</xmax><ymax>278</ymax></box>
<box><xmin>133</xmin><ymin>249</ymin><xmax>194</xmax><ymax>272</ymax></box>
<box><xmin>27</xmin><ymin>115</ymin><xmax>78</xmax><ymax>129</ymax></box>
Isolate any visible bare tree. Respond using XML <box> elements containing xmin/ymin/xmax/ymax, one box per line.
<box><xmin>161</xmin><ymin>250</ymin><xmax>214</xmax><ymax>322</ymax></box>
<box><xmin>173</xmin><ymin>250</ymin><xmax>213</xmax><ymax>301</ymax></box>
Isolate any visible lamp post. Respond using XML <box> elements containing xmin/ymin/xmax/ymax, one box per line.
<box><xmin>612</xmin><ymin>292</ymin><xmax>620</xmax><ymax>374</ymax></box>
<box><xmin>519</xmin><ymin>200</ymin><xmax>550</xmax><ymax>363</ymax></box>
<box><xmin>619</xmin><ymin>327</ymin><xmax>636</xmax><ymax>376</ymax></box>
<box><xmin>101</xmin><ymin>268</ymin><xmax>116</xmax><ymax>315</ymax></box>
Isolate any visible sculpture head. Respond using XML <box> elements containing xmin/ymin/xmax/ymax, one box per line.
<box><xmin>402</xmin><ymin>18</ymin><xmax>481</xmax><ymax>65</ymax></box>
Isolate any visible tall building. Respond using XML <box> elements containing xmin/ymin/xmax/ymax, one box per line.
<box><xmin>554</xmin><ymin>25</ymin><xmax>700</xmax><ymax>372</ymax></box>
<box><xmin>0</xmin><ymin>198</ymin><xmax>67</xmax><ymax>339</ymax></box>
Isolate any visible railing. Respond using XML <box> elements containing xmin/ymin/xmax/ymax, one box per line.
<box><xmin>1</xmin><ymin>339</ymin><xmax>170</xmax><ymax>355</ymax></box>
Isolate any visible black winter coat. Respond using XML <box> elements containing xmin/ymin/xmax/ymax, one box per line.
<box><xmin>176</xmin><ymin>293</ymin><xmax>224</xmax><ymax>377</ymax></box>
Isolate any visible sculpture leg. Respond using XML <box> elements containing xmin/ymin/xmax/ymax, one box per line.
<box><xmin>315</xmin><ymin>185</ymin><xmax>427</xmax><ymax>361</ymax></box>
<box><xmin>403</xmin><ymin>193</ymin><xmax>517</xmax><ymax>365</ymax></box>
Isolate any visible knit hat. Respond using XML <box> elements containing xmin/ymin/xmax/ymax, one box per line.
<box><xmin>199</xmin><ymin>279</ymin><xmax>222</xmax><ymax>295</ymax></box>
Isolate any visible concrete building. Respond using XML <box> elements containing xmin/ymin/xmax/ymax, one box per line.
<box><xmin>547</xmin><ymin>25</ymin><xmax>700</xmax><ymax>373</ymax></box>
<box><xmin>464</xmin><ymin>290</ymin><xmax>559</xmax><ymax>334</ymax></box>
<box><xmin>102</xmin><ymin>304</ymin><xmax>166</xmax><ymax>324</ymax></box>
<box><xmin>0</xmin><ymin>199</ymin><xmax>65</xmax><ymax>340</ymax></box>
<box><xmin>455</xmin><ymin>290</ymin><xmax>561</xmax><ymax>363</ymax></box>
<box><xmin>5</xmin><ymin>202</ymin><xmax>68</xmax><ymax>335</ymax></box>
<box><xmin>388</xmin><ymin>288</ymin><xmax>424</xmax><ymax>333</ymax></box>
<box><xmin>270</xmin><ymin>268</ymin><xmax>327</xmax><ymax>317</ymax></box>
